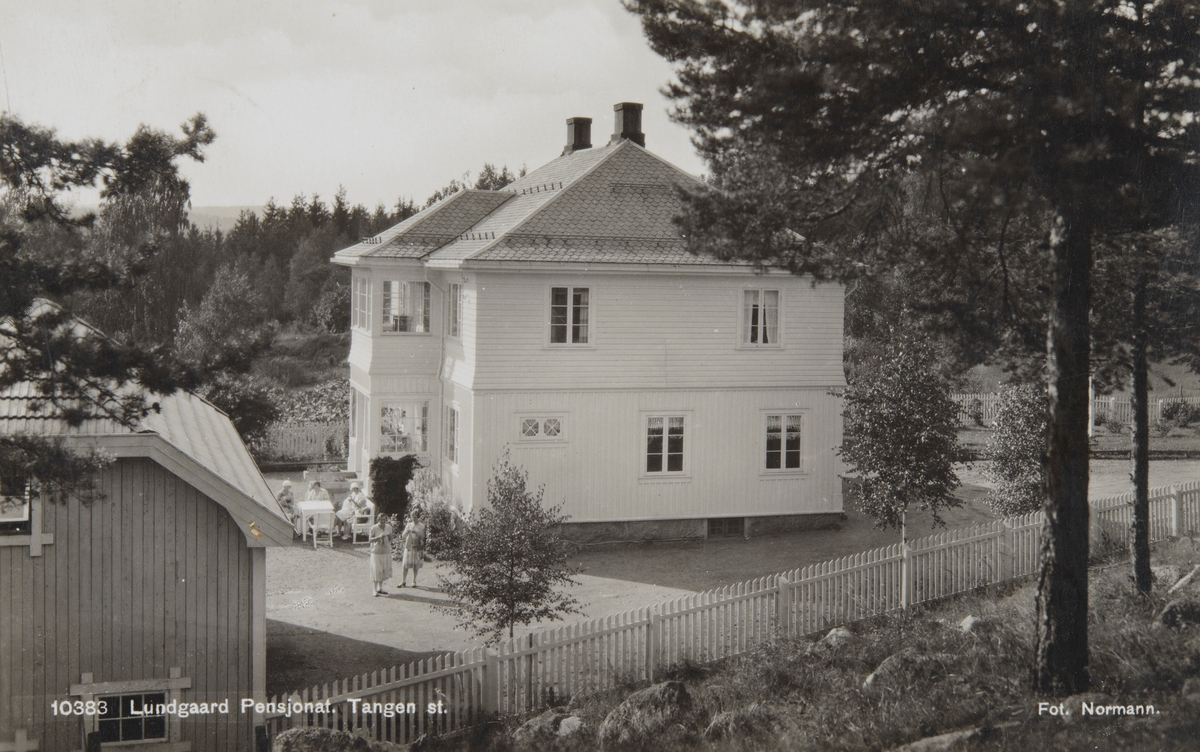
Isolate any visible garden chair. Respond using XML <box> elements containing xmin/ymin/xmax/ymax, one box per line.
<box><xmin>349</xmin><ymin>505</ymin><xmax>375</xmax><ymax>545</ymax></box>
<box><xmin>308</xmin><ymin>511</ymin><xmax>336</xmax><ymax>550</ymax></box>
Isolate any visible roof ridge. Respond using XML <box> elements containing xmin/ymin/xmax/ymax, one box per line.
<box><xmin>456</xmin><ymin>141</ymin><xmax>630</xmax><ymax>262</ymax></box>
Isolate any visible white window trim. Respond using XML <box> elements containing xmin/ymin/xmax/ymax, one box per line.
<box><xmin>737</xmin><ymin>287</ymin><xmax>784</xmax><ymax>349</ymax></box>
<box><xmin>516</xmin><ymin>413</ymin><xmax>568</xmax><ymax>444</ymax></box>
<box><xmin>447</xmin><ymin>282</ymin><xmax>463</xmax><ymax>340</ymax></box>
<box><xmin>639</xmin><ymin>411</ymin><xmax>692</xmax><ymax>481</ymax></box>
<box><xmin>760</xmin><ymin>409</ymin><xmax>807</xmax><ymax>475</ymax></box>
<box><xmin>379</xmin><ymin>400</ymin><xmax>430</xmax><ymax>456</ymax></box>
<box><xmin>70</xmin><ymin>669</ymin><xmax>193</xmax><ymax>749</ymax></box>
<box><xmin>444</xmin><ymin>404</ymin><xmax>460</xmax><ymax>466</ymax></box>
<box><xmin>352</xmin><ymin>275</ymin><xmax>372</xmax><ymax>333</ymax></box>
<box><xmin>380</xmin><ymin>280</ymin><xmax>432</xmax><ymax>336</ymax></box>
<box><xmin>545</xmin><ymin>285</ymin><xmax>595</xmax><ymax>348</ymax></box>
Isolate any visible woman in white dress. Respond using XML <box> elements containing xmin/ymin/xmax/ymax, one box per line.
<box><xmin>368</xmin><ymin>517</ymin><xmax>394</xmax><ymax>596</ymax></box>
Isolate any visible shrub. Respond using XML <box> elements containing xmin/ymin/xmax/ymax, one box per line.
<box><xmin>406</xmin><ymin>467</ymin><xmax>462</xmax><ymax>558</ymax></box>
<box><xmin>1162</xmin><ymin>400</ymin><xmax>1200</xmax><ymax>428</ymax></box>
<box><xmin>984</xmin><ymin>385</ymin><xmax>1046</xmax><ymax>516</ymax></box>
<box><xmin>323</xmin><ymin>425</ymin><xmax>348</xmax><ymax>460</ymax></box>
<box><xmin>369</xmin><ymin>455</ymin><xmax>420</xmax><ymax>519</ymax></box>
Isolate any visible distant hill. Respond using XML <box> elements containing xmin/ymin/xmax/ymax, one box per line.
<box><xmin>188</xmin><ymin>206</ymin><xmax>263</xmax><ymax>232</ymax></box>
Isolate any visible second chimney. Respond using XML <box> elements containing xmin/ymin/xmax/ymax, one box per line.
<box><xmin>609</xmin><ymin>102</ymin><xmax>645</xmax><ymax>147</ymax></box>
<box><xmin>563</xmin><ymin>117</ymin><xmax>592</xmax><ymax>156</ymax></box>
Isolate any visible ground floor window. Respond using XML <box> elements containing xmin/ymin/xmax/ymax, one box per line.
<box><xmin>645</xmin><ymin>415</ymin><xmax>685</xmax><ymax>474</ymax></box>
<box><xmin>765</xmin><ymin>413</ymin><xmax>802</xmax><ymax>470</ymax></box>
<box><xmin>518</xmin><ymin>415</ymin><xmax>565</xmax><ymax>441</ymax></box>
<box><xmin>97</xmin><ymin>692</ymin><xmax>168</xmax><ymax>742</ymax></box>
<box><xmin>444</xmin><ymin>405</ymin><xmax>459</xmax><ymax>463</ymax></box>
<box><xmin>381</xmin><ymin>402</ymin><xmax>428</xmax><ymax>453</ymax></box>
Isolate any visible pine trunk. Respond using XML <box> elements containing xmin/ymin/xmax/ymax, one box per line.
<box><xmin>1034</xmin><ymin>210</ymin><xmax>1091</xmax><ymax>695</ymax></box>
<box><xmin>1130</xmin><ymin>268</ymin><xmax>1151</xmax><ymax>593</ymax></box>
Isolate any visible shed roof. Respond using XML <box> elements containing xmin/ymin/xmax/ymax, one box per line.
<box><xmin>0</xmin><ymin>381</ymin><xmax>291</xmax><ymax>546</ymax></box>
<box><xmin>334</xmin><ymin>140</ymin><xmax>750</xmax><ymax>269</ymax></box>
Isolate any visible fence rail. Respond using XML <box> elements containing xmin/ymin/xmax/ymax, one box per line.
<box><xmin>952</xmin><ymin>393</ymin><xmax>1200</xmax><ymax>427</ymax></box>
<box><xmin>254</xmin><ymin>422</ymin><xmax>347</xmax><ymax>461</ymax></box>
<box><xmin>265</xmin><ymin>479</ymin><xmax>1200</xmax><ymax>744</ymax></box>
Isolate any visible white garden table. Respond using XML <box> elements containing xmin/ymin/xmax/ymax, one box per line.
<box><xmin>295</xmin><ymin>499</ymin><xmax>335</xmax><ymax>541</ymax></box>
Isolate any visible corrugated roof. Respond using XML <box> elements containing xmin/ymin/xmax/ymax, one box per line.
<box><xmin>333</xmin><ymin>139</ymin><xmax>736</xmax><ymax>268</ymax></box>
<box><xmin>0</xmin><ymin>382</ymin><xmax>286</xmax><ymax>526</ymax></box>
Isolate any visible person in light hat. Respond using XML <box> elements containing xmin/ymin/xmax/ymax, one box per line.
<box><xmin>276</xmin><ymin>480</ymin><xmax>296</xmax><ymax>524</ymax></box>
<box><xmin>337</xmin><ymin>482</ymin><xmax>371</xmax><ymax>540</ymax></box>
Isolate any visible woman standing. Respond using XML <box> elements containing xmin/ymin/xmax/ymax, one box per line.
<box><xmin>368</xmin><ymin>516</ymin><xmax>394</xmax><ymax>596</ymax></box>
<box><xmin>399</xmin><ymin>510</ymin><xmax>427</xmax><ymax>588</ymax></box>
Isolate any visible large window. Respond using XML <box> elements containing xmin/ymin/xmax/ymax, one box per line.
<box><xmin>743</xmin><ymin>289</ymin><xmax>780</xmax><ymax>345</ymax></box>
<box><xmin>444</xmin><ymin>406</ymin><xmax>459</xmax><ymax>463</ymax></box>
<box><xmin>448</xmin><ymin>283</ymin><xmax>463</xmax><ymax>339</ymax></box>
<box><xmin>550</xmin><ymin>286</ymin><xmax>589</xmax><ymax>344</ymax></box>
<box><xmin>382</xmin><ymin>281</ymin><xmax>431</xmax><ymax>333</ymax></box>
<box><xmin>381</xmin><ymin>402</ymin><xmax>428</xmax><ymax>453</ymax></box>
<box><xmin>97</xmin><ymin>692</ymin><xmax>168</xmax><ymax>743</ymax></box>
<box><xmin>765</xmin><ymin>413</ymin><xmax>802</xmax><ymax>470</ymax></box>
<box><xmin>645</xmin><ymin>415</ymin><xmax>685</xmax><ymax>474</ymax></box>
<box><xmin>352</xmin><ymin>276</ymin><xmax>371</xmax><ymax>331</ymax></box>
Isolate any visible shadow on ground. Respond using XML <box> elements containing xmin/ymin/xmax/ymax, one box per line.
<box><xmin>267</xmin><ymin>619</ymin><xmax>448</xmax><ymax>697</ymax></box>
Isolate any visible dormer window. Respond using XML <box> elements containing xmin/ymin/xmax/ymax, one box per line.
<box><xmin>382</xmin><ymin>281</ymin><xmax>431</xmax><ymax>333</ymax></box>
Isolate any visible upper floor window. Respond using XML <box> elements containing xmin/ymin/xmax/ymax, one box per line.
<box><xmin>352</xmin><ymin>276</ymin><xmax>371</xmax><ymax>331</ymax></box>
<box><xmin>382</xmin><ymin>281</ymin><xmax>431</xmax><ymax>333</ymax></box>
<box><xmin>646</xmin><ymin>415</ymin><xmax>685</xmax><ymax>474</ymax></box>
<box><xmin>448</xmin><ymin>283</ymin><xmax>463</xmax><ymax>339</ymax></box>
<box><xmin>765</xmin><ymin>413</ymin><xmax>802</xmax><ymax>470</ymax></box>
<box><xmin>0</xmin><ymin>474</ymin><xmax>30</xmax><ymax>531</ymax></box>
<box><xmin>743</xmin><ymin>289</ymin><xmax>780</xmax><ymax>345</ymax></box>
<box><xmin>381</xmin><ymin>402</ymin><xmax>428</xmax><ymax>453</ymax></box>
<box><xmin>550</xmin><ymin>287</ymin><xmax>589</xmax><ymax>344</ymax></box>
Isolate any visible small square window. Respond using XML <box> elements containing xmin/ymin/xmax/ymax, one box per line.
<box><xmin>521</xmin><ymin>419</ymin><xmax>539</xmax><ymax>438</ymax></box>
<box><xmin>543</xmin><ymin>418</ymin><xmax>561</xmax><ymax>437</ymax></box>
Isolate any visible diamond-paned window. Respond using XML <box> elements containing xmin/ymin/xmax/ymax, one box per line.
<box><xmin>518</xmin><ymin>417</ymin><xmax>565</xmax><ymax>442</ymax></box>
<box><xmin>521</xmin><ymin>419</ymin><xmax>540</xmax><ymax>437</ymax></box>
<box><xmin>543</xmin><ymin>418</ymin><xmax>561</xmax><ymax>437</ymax></box>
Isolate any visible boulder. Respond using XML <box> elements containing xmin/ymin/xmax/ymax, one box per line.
<box><xmin>272</xmin><ymin>728</ymin><xmax>371</xmax><ymax>752</ymax></box>
<box><xmin>701</xmin><ymin>702</ymin><xmax>793</xmax><ymax>744</ymax></box>
<box><xmin>958</xmin><ymin>615</ymin><xmax>980</xmax><ymax>634</ymax></box>
<box><xmin>1157</xmin><ymin>598</ymin><xmax>1200</xmax><ymax>628</ymax></box>
<box><xmin>1181</xmin><ymin>677</ymin><xmax>1200</xmax><ymax>705</ymax></box>
<box><xmin>513</xmin><ymin>707</ymin><xmax>571</xmax><ymax>747</ymax></box>
<box><xmin>806</xmin><ymin>626</ymin><xmax>855</xmax><ymax>655</ymax></box>
<box><xmin>597</xmin><ymin>681</ymin><xmax>707</xmax><ymax>751</ymax></box>
<box><xmin>557</xmin><ymin>716</ymin><xmax>586</xmax><ymax>738</ymax></box>
<box><xmin>863</xmin><ymin>648</ymin><xmax>958</xmax><ymax>690</ymax></box>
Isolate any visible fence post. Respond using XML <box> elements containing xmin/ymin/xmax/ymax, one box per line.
<box><xmin>525</xmin><ymin>633</ymin><xmax>535</xmax><ymax>712</ymax></box>
<box><xmin>999</xmin><ymin>521</ymin><xmax>1014</xmax><ymax>581</ymax></box>
<box><xmin>777</xmin><ymin>573</ymin><xmax>792</xmax><ymax>638</ymax></box>
<box><xmin>482</xmin><ymin>648</ymin><xmax>499</xmax><ymax>715</ymax></box>
<box><xmin>900</xmin><ymin>544</ymin><xmax>912</xmax><ymax>610</ymax></box>
<box><xmin>1171</xmin><ymin>485</ymin><xmax>1183</xmax><ymax>537</ymax></box>
<box><xmin>647</xmin><ymin>606</ymin><xmax>659</xmax><ymax>683</ymax></box>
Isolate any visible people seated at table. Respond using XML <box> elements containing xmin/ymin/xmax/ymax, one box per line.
<box><xmin>336</xmin><ymin>482</ymin><xmax>372</xmax><ymax>540</ymax></box>
<box><xmin>276</xmin><ymin>480</ymin><xmax>296</xmax><ymax>522</ymax></box>
<box><xmin>305</xmin><ymin>480</ymin><xmax>331</xmax><ymax>502</ymax></box>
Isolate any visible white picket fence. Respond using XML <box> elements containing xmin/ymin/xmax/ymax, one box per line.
<box><xmin>258</xmin><ymin>422</ymin><xmax>347</xmax><ymax>460</ymax></box>
<box><xmin>265</xmin><ymin>480</ymin><xmax>1200</xmax><ymax>744</ymax></box>
<box><xmin>953</xmin><ymin>393</ymin><xmax>1200</xmax><ymax>427</ymax></box>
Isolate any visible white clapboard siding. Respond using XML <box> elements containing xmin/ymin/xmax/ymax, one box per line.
<box><xmin>470</xmin><ymin>388</ymin><xmax>844</xmax><ymax>521</ymax></box>
<box><xmin>266</xmin><ymin>479</ymin><xmax>1200</xmax><ymax>747</ymax></box>
<box><xmin>468</xmin><ymin>271</ymin><xmax>845</xmax><ymax>392</ymax></box>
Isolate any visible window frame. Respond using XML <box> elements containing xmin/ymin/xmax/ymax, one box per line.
<box><xmin>380</xmin><ymin>280</ymin><xmax>432</xmax><ymax>334</ymax></box>
<box><xmin>761</xmin><ymin>410</ymin><xmax>806</xmax><ymax>474</ymax></box>
<box><xmin>444</xmin><ymin>404</ymin><xmax>460</xmax><ymax>465</ymax></box>
<box><xmin>448</xmin><ymin>282</ymin><xmax>463</xmax><ymax>340</ymax></box>
<box><xmin>379</xmin><ymin>401</ymin><xmax>430</xmax><ymax>455</ymax></box>
<box><xmin>70</xmin><ymin>670</ymin><xmax>192</xmax><ymax>748</ymax></box>
<box><xmin>547</xmin><ymin>286</ymin><xmax>592</xmax><ymax>346</ymax></box>
<box><xmin>739</xmin><ymin>288</ymin><xmax>783</xmax><ymax>348</ymax></box>
<box><xmin>516</xmin><ymin>414</ymin><xmax>567</xmax><ymax>444</ymax></box>
<box><xmin>640</xmin><ymin>411</ymin><xmax>691</xmax><ymax>480</ymax></box>
<box><xmin>351</xmin><ymin>275</ymin><xmax>372</xmax><ymax>333</ymax></box>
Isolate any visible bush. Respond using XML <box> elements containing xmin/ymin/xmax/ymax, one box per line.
<box><xmin>323</xmin><ymin>425</ymin><xmax>348</xmax><ymax>460</ymax></box>
<box><xmin>406</xmin><ymin>468</ymin><xmax>462</xmax><ymax>558</ymax></box>
<box><xmin>984</xmin><ymin>385</ymin><xmax>1046</xmax><ymax>516</ymax></box>
<box><xmin>369</xmin><ymin>455</ymin><xmax>420</xmax><ymax>520</ymax></box>
<box><xmin>1162</xmin><ymin>400</ymin><xmax>1200</xmax><ymax>428</ymax></box>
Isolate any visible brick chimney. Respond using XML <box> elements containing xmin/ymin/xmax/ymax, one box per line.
<box><xmin>562</xmin><ymin>117</ymin><xmax>592</xmax><ymax>156</ymax></box>
<box><xmin>609</xmin><ymin>102</ymin><xmax>645</xmax><ymax>147</ymax></box>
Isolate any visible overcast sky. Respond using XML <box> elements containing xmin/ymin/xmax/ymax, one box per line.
<box><xmin>0</xmin><ymin>0</ymin><xmax>704</xmax><ymax>209</ymax></box>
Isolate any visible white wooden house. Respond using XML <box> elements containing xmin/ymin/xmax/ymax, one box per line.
<box><xmin>333</xmin><ymin>103</ymin><xmax>846</xmax><ymax>541</ymax></box>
